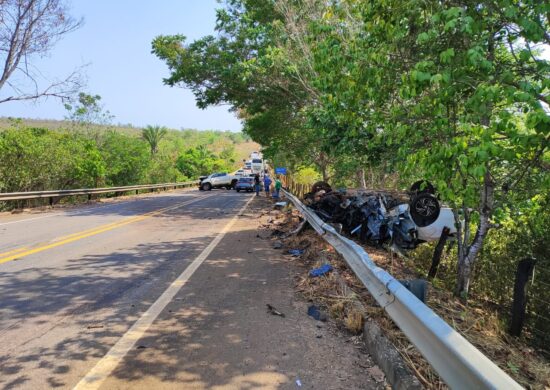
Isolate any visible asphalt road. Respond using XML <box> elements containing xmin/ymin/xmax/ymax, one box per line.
<box><xmin>0</xmin><ymin>189</ymin><xmax>379</xmax><ymax>390</ymax></box>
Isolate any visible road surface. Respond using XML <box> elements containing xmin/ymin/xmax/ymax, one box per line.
<box><xmin>0</xmin><ymin>189</ymin><xmax>379</xmax><ymax>389</ymax></box>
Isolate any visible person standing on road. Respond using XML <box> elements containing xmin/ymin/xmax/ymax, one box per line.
<box><xmin>263</xmin><ymin>175</ymin><xmax>272</xmax><ymax>197</ymax></box>
<box><xmin>254</xmin><ymin>174</ymin><xmax>261</xmax><ymax>196</ymax></box>
<box><xmin>274</xmin><ymin>177</ymin><xmax>282</xmax><ymax>199</ymax></box>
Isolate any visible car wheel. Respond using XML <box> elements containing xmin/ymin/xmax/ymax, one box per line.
<box><xmin>410</xmin><ymin>193</ymin><xmax>440</xmax><ymax>227</ymax></box>
<box><xmin>202</xmin><ymin>182</ymin><xmax>212</xmax><ymax>191</ymax></box>
<box><xmin>231</xmin><ymin>179</ymin><xmax>238</xmax><ymax>189</ymax></box>
<box><xmin>236</xmin><ymin>188</ymin><xmax>240</xmax><ymax>192</ymax></box>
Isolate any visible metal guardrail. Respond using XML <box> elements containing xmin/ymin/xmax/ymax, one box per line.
<box><xmin>0</xmin><ymin>181</ymin><xmax>198</xmax><ymax>202</ymax></box>
<box><xmin>282</xmin><ymin>189</ymin><xmax>522</xmax><ymax>390</ymax></box>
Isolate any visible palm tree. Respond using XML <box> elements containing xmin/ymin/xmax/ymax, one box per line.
<box><xmin>142</xmin><ymin>125</ymin><xmax>168</xmax><ymax>155</ymax></box>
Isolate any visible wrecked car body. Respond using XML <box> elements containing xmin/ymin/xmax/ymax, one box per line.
<box><xmin>303</xmin><ymin>181</ymin><xmax>456</xmax><ymax>250</ymax></box>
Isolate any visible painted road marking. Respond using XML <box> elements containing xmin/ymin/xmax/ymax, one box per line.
<box><xmin>0</xmin><ymin>246</ymin><xmax>29</xmax><ymax>258</ymax></box>
<box><xmin>0</xmin><ymin>194</ymin><xmax>215</xmax><ymax>265</ymax></box>
<box><xmin>73</xmin><ymin>195</ymin><xmax>254</xmax><ymax>390</ymax></box>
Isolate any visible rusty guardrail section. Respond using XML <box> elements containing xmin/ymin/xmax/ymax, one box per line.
<box><xmin>282</xmin><ymin>188</ymin><xmax>522</xmax><ymax>390</ymax></box>
<box><xmin>0</xmin><ymin>181</ymin><xmax>198</xmax><ymax>203</ymax></box>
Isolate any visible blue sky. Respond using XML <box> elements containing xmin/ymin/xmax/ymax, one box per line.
<box><xmin>0</xmin><ymin>1</ymin><xmax>242</xmax><ymax>132</ymax></box>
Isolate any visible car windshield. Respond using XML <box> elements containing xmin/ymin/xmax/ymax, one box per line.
<box><xmin>252</xmin><ymin>159</ymin><xmax>262</xmax><ymax>163</ymax></box>
<box><xmin>238</xmin><ymin>178</ymin><xmax>253</xmax><ymax>183</ymax></box>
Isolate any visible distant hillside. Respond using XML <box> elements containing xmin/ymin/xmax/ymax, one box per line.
<box><xmin>0</xmin><ymin>117</ymin><xmax>260</xmax><ymax>166</ymax></box>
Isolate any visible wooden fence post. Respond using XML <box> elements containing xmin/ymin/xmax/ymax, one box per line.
<box><xmin>510</xmin><ymin>257</ymin><xmax>537</xmax><ymax>336</ymax></box>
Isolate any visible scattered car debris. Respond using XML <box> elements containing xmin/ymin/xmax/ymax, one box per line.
<box><xmin>296</xmin><ymin>379</ymin><xmax>303</xmax><ymax>387</ymax></box>
<box><xmin>307</xmin><ymin>305</ymin><xmax>327</xmax><ymax>322</ymax></box>
<box><xmin>274</xmin><ymin>201</ymin><xmax>288</xmax><ymax>209</ymax></box>
<box><xmin>288</xmin><ymin>249</ymin><xmax>305</xmax><ymax>256</ymax></box>
<box><xmin>266</xmin><ymin>304</ymin><xmax>285</xmax><ymax>318</ymax></box>
<box><xmin>303</xmin><ymin>180</ymin><xmax>457</xmax><ymax>250</ymax></box>
<box><xmin>309</xmin><ymin>264</ymin><xmax>333</xmax><ymax>277</ymax></box>
<box><xmin>86</xmin><ymin>324</ymin><xmax>104</xmax><ymax>329</ymax></box>
<box><xmin>273</xmin><ymin>241</ymin><xmax>283</xmax><ymax>249</ymax></box>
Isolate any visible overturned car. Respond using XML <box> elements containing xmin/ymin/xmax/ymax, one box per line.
<box><xmin>303</xmin><ymin>181</ymin><xmax>456</xmax><ymax>250</ymax></box>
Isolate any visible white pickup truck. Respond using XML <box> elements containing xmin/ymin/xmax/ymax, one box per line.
<box><xmin>198</xmin><ymin>172</ymin><xmax>238</xmax><ymax>191</ymax></box>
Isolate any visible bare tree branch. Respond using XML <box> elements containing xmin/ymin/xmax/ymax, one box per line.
<box><xmin>0</xmin><ymin>0</ymin><xmax>83</xmax><ymax>103</ymax></box>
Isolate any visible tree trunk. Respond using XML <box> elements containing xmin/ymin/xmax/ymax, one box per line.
<box><xmin>357</xmin><ymin>168</ymin><xmax>367</xmax><ymax>189</ymax></box>
<box><xmin>455</xmin><ymin>170</ymin><xmax>494</xmax><ymax>297</ymax></box>
<box><xmin>321</xmin><ymin>164</ymin><xmax>328</xmax><ymax>182</ymax></box>
<box><xmin>429</xmin><ymin>226</ymin><xmax>450</xmax><ymax>279</ymax></box>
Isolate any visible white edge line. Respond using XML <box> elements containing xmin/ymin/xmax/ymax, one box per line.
<box><xmin>73</xmin><ymin>194</ymin><xmax>254</xmax><ymax>390</ymax></box>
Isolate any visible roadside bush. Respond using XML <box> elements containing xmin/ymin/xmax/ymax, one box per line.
<box><xmin>100</xmin><ymin>131</ymin><xmax>150</xmax><ymax>186</ymax></box>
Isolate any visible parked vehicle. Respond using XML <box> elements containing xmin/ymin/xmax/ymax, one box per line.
<box><xmin>251</xmin><ymin>158</ymin><xmax>263</xmax><ymax>174</ymax></box>
<box><xmin>199</xmin><ymin>173</ymin><xmax>238</xmax><ymax>191</ymax></box>
<box><xmin>233</xmin><ymin>169</ymin><xmax>247</xmax><ymax>178</ymax></box>
<box><xmin>234</xmin><ymin>177</ymin><xmax>254</xmax><ymax>192</ymax></box>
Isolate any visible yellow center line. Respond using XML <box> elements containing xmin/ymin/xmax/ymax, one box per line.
<box><xmin>0</xmin><ymin>194</ymin><xmax>214</xmax><ymax>265</ymax></box>
<box><xmin>0</xmin><ymin>246</ymin><xmax>29</xmax><ymax>258</ymax></box>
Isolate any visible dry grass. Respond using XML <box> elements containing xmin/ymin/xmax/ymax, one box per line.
<box><xmin>262</xmin><ymin>206</ymin><xmax>550</xmax><ymax>390</ymax></box>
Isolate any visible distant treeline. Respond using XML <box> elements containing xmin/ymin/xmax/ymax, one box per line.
<box><xmin>0</xmin><ymin>119</ymin><xmax>256</xmax><ymax>194</ymax></box>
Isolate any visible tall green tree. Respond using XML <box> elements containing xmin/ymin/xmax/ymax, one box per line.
<box><xmin>142</xmin><ymin>125</ymin><xmax>168</xmax><ymax>155</ymax></box>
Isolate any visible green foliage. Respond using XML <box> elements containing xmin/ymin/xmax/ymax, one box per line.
<box><xmin>0</xmin><ymin>120</ymin><xmax>254</xmax><ymax>194</ymax></box>
<box><xmin>100</xmin><ymin>131</ymin><xmax>150</xmax><ymax>186</ymax></box>
<box><xmin>64</xmin><ymin>92</ymin><xmax>114</xmax><ymax>126</ymax></box>
<box><xmin>176</xmin><ymin>145</ymin><xmax>234</xmax><ymax>178</ymax></box>
<box><xmin>294</xmin><ymin>167</ymin><xmax>321</xmax><ymax>185</ymax></box>
<box><xmin>142</xmin><ymin>125</ymin><xmax>168</xmax><ymax>155</ymax></box>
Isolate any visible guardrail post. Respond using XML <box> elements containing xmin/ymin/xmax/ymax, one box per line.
<box><xmin>88</xmin><ymin>194</ymin><xmax>92</xmax><ymax>201</ymax></box>
<box><xmin>49</xmin><ymin>197</ymin><xmax>54</xmax><ymax>206</ymax></box>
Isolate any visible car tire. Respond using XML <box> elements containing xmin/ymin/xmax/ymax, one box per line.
<box><xmin>410</xmin><ymin>193</ymin><xmax>440</xmax><ymax>227</ymax></box>
<box><xmin>236</xmin><ymin>188</ymin><xmax>240</xmax><ymax>192</ymax></box>
<box><xmin>202</xmin><ymin>183</ymin><xmax>212</xmax><ymax>191</ymax></box>
<box><xmin>231</xmin><ymin>179</ymin><xmax>238</xmax><ymax>189</ymax></box>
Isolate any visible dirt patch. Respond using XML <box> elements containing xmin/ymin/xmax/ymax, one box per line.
<box><xmin>260</xmin><ymin>200</ymin><xmax>550</xmax><ymax>389</ymax></box>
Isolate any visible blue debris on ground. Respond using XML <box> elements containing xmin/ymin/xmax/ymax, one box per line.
<box><xmin>307</xmin><ymin>305</ymin><xmax>327</xmax><ymax>322</ymax></box>
<box><xmin>309</xmin><ymin>264</ymin><xmax>333</xmax><ymax>277</ymax></box>
<box><xmin>288</xmin><ymin>249</ymin><xmax>304</xmax><ymax>256</ymax></box>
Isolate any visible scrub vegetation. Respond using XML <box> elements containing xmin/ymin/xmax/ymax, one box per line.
<box><xmin>0</xmin><ymin>116</ymin><xmax>256</xmax><ymax>194</ymax></box>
